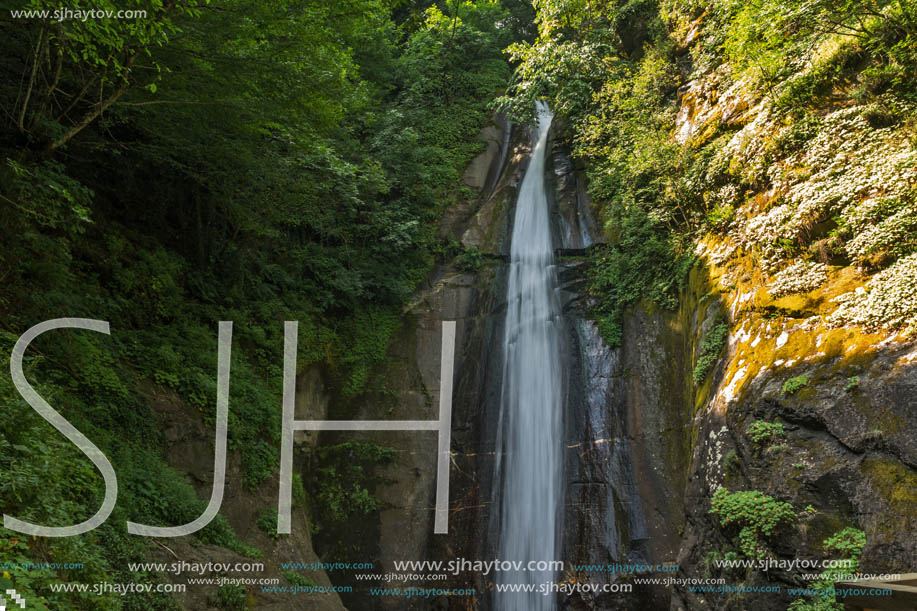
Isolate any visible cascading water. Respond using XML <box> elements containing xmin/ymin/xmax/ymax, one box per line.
<box><xmin>494</xmin><ymin>101</ymin><xmax>563</xmax><ymax>610</ymax></box>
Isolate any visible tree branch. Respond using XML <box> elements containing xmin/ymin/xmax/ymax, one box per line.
<box><xmin>47</xmin><ymin>53</ymin><xmax>138</xmax><ymax>153</ymax></box>
<box><xmin>17</xmin><ymin>28</ymin><xmax>46</xmax><ymax>133</ymax></box>
<box><xmin>55</xmin><ymin>75</ymin><xmax>97</xmax><ymax>124</ymax></box>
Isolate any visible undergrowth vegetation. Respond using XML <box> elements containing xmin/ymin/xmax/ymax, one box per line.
<box><xmin>783</xmin><ymin>374</ymin><xmax>810</xmax><ymax>395</ymax></box>
<box><xmin>788</xmin><ymin>527</ymin><xmax>867</xmax><ymax>611</ymax></box>
<box><xmin>745</xmin><ymin>420</ymin><xmax>786</xmax><ymax>448</ymax></box>
<box><xmin>310</xmin><ymin>441</ymin><xmax>395</xmax><ymax>559</ymax></box>
<box><xmin>709</xmin><ymin>487</ymin><xmax>796</xmax><ymax>559</ymax></box>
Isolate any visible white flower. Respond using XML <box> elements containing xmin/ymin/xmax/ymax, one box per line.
<box><xmin>827</xmin><ymin>253</ymin><xmax>917</xmax><ymax>330</ymax></box>
<box><xmin>768</xmin><ymin>260</ymin><xmax>827</xmax><ymax>297</ymax></box>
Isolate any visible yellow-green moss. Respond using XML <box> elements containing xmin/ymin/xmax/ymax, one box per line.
<box><xmin>862</xmin><ymin>458</ymin><xmax>917</xmax><ymax>515</ymax></box>
<box><xmin>770</xmin><ymin>293</ymin><xmax>812</xmax><ymax>313</ymax></box>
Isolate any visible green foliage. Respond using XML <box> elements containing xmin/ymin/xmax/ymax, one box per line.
<box><xmin>500</xmin><ymin>0</ymin><xmax>917</xmax><ymax>341</ymax></box>
<box><xmin>312</xmin><ymin>441</ymin><xmax>395</xmax><ymax>531</ymax></box>
<box><xmin>746</xmin><ymin>420</ymin><xmax>787</xmax><ymax>448</ymax></box>
<box><xmin>710</xmin><ymin>487</ymin><xmax>796</xmax><ymax>559</ymax></box>
<box><xmin>824</xmin><ymin>527</ymin><xmax>867</xmax><ymax>561</ymax></box>
<box><xmin>774</xmin><ymin>43</ymin><xmax>862</xmax><ymax>112</ymax></box>
<box><xmin>503</xmin><ymin>1</ymin><xmax>707</xmax><ymax>326</ymax></box>
<box><xmin>692</xmin><ymin>320</ymin><xmax>729</xmax><ymax>384</ymax></box>
<box><xmin>497</xmin><ymin>0</ymin><xmax>669</xmax><ymax>119</ymax></box>
<box><xmin>833</xmin><ymin>193</ymin><xmax>917</xmax><ymax>266</ymax></box>
<box><xmin>721</xmin><ymin>0</ymin><xmax>812</xmax><ymax>90</ymax></box>
<box><xmin>723</xmin><ymin>450</ymin><xmax>743</xmax><ymax>485</ymax></box>
<box><xmin>455</xmin><ymin>245</ymin><xmax>485</xmax><ymax>272</ymax></box>
<box><xmin>1</xmin><ymin>0</ymin><xmax>207</xmax><ymax>153</ymax></box>
<box><xmin>721</xmin><ymin>0</ymin><xmax>917</xmax><ymax>104</ymax></box>
<box><xmin>256</xmin><ymin>510</ymin><xmax>285</xmax><ymax>540</ymax></box>
<box><xmin>3</xmin><ymin>159</ymin><xmax>93</xmax><ymax>236</ymax></box>
<box><xmin>788</xmin><ymin>527</ymin><xmax>867</xmax><ymax>611</ymax></box>
<box><xmin>211</xmin><ymin>583</ymin><xmax>246</xmax><ymax>610</ymax></box>
<box><xmin>773</xmin><ymin>113</ymin><xmax>824</xmax><ymax>156</ymax></box>
<box><xmin>309</xmin><ymin>441</ymin><xmax>395</xmax><ymax>561</ymax></box>
<box><xmin>596</xmin><ymin>314</ymin><xmax>624</xmax><ymax>349</ymax></box>
<box><xmin>331</xmin><ymin>307</ymin><xmax>402</xmax><ymax>399</ymax></box>
<box><xmin>783</xmin><ymin>374</ymin><xmax>810</xmax><ymax>395</ymax></box>
<box><xmin>706</xmin><ymin>204</ymin><xmax>735</xmax><ymax>233</ymax></box>
<box><xmin>282</xmin><ymin>570</ymin><xmax>316</xmax><ymax>588</ymax></box>
<box><xmin>844</xmin><ymin>376</ymin><xmax>860</xmax><ymax>392</ymax></box>
<box><xmin>702</xmin><ymin>550</ymin><xmax>721</xmax><ymax>578</ymax></box>
<box><xmin>0</xmin><ymin>332</ymin><xmax>243</xmax><ymax>609</ymax></box>
<box><xmin>588</xmin><ymin>207</ymin><xmax>695</xmax><ymax>348</ymax></box>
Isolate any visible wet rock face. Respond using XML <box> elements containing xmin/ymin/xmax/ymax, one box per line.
<box><xmin>563</xmin><ymin>320</ymin><xmax>623</xmax><ymax>566</ymax></box>
<box><xmin>427</xmin><ymin>119</ymin><xmax>674</xmax><ymax>611</ymax></box>
<box><xmin>550</xmin><ymin>140</ymin><xmax>598</xmax><ymax>251</ymax></box>
<box><xmin>551</xmin><ymin>132</ymin><xmax>624</xmax><ymax>580</ymax></box>
<box><xmin>552</xmin><ymin>133</ymin><xmax>685</xmax><ymax>611</ymax></box>
<box><xmin>437</xmin><ymin>121</ymin><xmax>536</xmax><ymax>602</ymax></box>
<box><xmin>462</xmin><ymin>114</ymin><xmax>512</xmax><ymax>200</ymax></box>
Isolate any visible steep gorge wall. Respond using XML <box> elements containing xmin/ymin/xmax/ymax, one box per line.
<box><xmin>671</xmin><ymin>236</ymin><xmax>917</xmax><ymax>611</ymax></box>
<box><xmin>424</xmin><ymin>117</ymin><xmax>693</xmax><ymax>611</ymax></box>
<box><xmin>663</xmin><ymin>24</ymin><xmax>917</xmax><ymax>611</ymax></box>
<box><xmin>373</xmin><ymin>116</ymin><xmax>694</xmax><ymax>611</ymax></box>
<box><xmin>346</xmin><ymin>112</ymin><xmax>691</xmax><ymax>610</ymax></box>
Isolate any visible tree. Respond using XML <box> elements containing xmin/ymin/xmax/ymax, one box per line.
<box><xmin>1</xmin><ymin>0</ymin><xmax>206</xmax><ymax>153</ymax></box>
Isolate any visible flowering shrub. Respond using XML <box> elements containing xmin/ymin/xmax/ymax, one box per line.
<box><xmin>768</xmin><ymin>260</ymin><xmax>827</xmax><ymax>297</ymax></box>
<box><xmin>778</xmin><ymin>109</ymin><xmax>916</xmax><ymax>232</ymax></box>
<box><xmin>718</xmin><ymin>102</ymin><xmax>778</xmax><ymax>187</ymax></box>
<box><xmin>731</xmin><ymin>106</ymin><xmax>917</xmax><ymax>271</ymax></box>
<box><xmin>740</xmin><ymin>202</ymin><xmax>795</xmax><ymax>266</ymax></box>
<box><xmin>827</xmin><ymin>253</ymin><xmax>917</xmax><ymax>330</ymax></box>
<box><xmin>840</xmin><ymin>196</ymin><xmax>917</xmax><ymax>264</ymax></box>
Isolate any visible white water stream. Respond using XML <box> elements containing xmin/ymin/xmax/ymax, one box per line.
<box><xmin>495</xmin><ymin>101</ymin><xmax>562</xmax><ymax>610</ymax></box>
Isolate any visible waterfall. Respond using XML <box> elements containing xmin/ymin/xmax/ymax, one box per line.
<box><xmin>494</xmin><ymin>101</ymin><xmax>562</xmax><ymax>610</ymax></box>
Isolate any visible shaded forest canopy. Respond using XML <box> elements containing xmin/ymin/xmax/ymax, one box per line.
<box><xmin>0</xmin><ymin>1</ymin><xmax>532</xmax><ymax>608</ymax></box>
